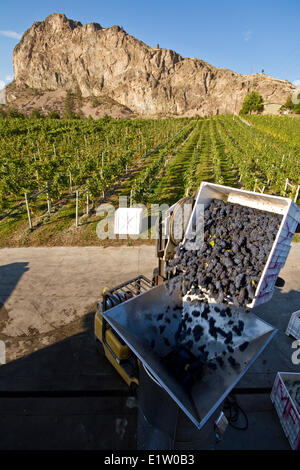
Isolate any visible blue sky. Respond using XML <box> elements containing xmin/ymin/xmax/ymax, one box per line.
<box><xmin>0</xmin><ymin>0</ymin><xmax>300</xmax><ymax>89</ymax></box>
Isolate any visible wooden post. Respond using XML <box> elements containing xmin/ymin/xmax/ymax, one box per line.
<box><xmin>101</xmin><ymin>151</ymin><xmax>105</xmax><ymax>174</ymax></box>
<box><xmin>25</xmin><ymin>193</ymin><xmax>32</xmax><ymax>230</ymax></box>
<box><xmin>254</xmin><ymin>179</ymin><xmax>257</xmax><ymax>192</ymax></box>
<box><xmin>86</xmin><ymin>190</ymin><xmax>89</xmax><ymax>215</ymax></box>
<box><xmin>283</xmin><ymin>178</ymin><xmax>289</xmax><ymax>196</ymax></box>
<box><xmin>294</xmin><ymin>185</ymin><xmax>300</xmax><ymax>203</ymax></box>
<box><xmin>130</xmin><ymin>189</ymin><xmax>133</xmax><ymax>207</ymax></box>
<box><xmin>76</xmin><ymin>190</ymin><xmax>79</xmax><ymax>227</ymax></box>
<box><xmin>46</xmin><ymin>182</ymin><xmax>51</xmax><ymax>215</ymax></box>
<box><xmin>69</xmin><ymin>170</ymin><xmax>73</xmax><ymax>194</ymax></box>
<box><xmin>36</xmin><ymin>170</ymin><xmax>40</xmax><ymax>189</ymax></box>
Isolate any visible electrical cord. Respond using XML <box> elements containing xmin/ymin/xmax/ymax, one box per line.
<box><xmin>223</xmin><ymin>394</ymin><xmax>249</xmax><ymax>431</ymax></box>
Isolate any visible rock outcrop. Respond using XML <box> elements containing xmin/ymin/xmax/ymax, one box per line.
<box><xmin>7</xmin><ymin>13</ymin><xmax>295</xmax><ymax>117</ymax></box>
<box><xmin>0</xmin><ymin>88</ymin><xmax>5</xmax><ymax>105</ymax></box>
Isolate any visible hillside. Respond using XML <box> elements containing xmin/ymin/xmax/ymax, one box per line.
<box><xmin>4</xmin><ymin>13</ymin><xmax>296</xmax><ymax>117</ymax></box>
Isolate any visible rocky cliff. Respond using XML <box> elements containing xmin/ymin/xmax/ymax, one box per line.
<box><xmin>7</xmin><ymin>13</ymin><xmax>295</xmax><ymax>117</ymax></box>
<box><xmin>0</xmin><ymin>88</ymin><xmax>5</xmax><ymax>105</ymax></box>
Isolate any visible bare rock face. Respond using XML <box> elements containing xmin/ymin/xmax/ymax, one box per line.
<box><xmin>10</xmin><ymin>13</ymin><xmax>295</xmax><ymax>116</ymax></box>
<box><xmin>0</xmin><ymin>87</ymin><xmax>5</xmax><ymax>105</ymax></box>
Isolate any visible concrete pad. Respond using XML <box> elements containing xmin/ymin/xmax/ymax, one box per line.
<box><xmin>175</xmin><ymin>394</ymin><xmax>291</xmax><ymax>450</ymax></box>
<box><xmin>239</xmin><ymin>243</ymin><xmax>300</xmax><ymax>388</ymax></box>
<box><xmin>0</xmin><ymin>396</ymin><xmax>137</xmax><ymax>450</ymax></box>
<box><xmin>0</xmin><ymin>245</ymin><xmax>157</xmax><ymax>361</ymax></box>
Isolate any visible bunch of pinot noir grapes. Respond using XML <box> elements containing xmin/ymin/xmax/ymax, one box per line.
<box><xmin>170</xmin><ymin>199</ymin><xmax>282</xmax><ymax>307</ymax></box>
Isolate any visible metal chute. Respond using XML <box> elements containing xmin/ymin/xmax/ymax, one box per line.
<box><xmin>102</xmin><ymin>282</ymin><xmax>276</xmax><ymax>429</ymax></box>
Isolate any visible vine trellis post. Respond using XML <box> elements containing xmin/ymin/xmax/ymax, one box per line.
<box><xmin>25</xmin><ymin>193</ymin><xmax>32</xmax><ymax>230</ymax></box>
<box><xmin>284</xmin><ymin>178</ymin><xmax>300</xmax><ymax>202</ymax></box>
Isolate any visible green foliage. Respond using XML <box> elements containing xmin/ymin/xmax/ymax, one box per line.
<box><xmin>294</xmin><ymin>102</ymin><xmax>300</xmax><ymax>114</ymax></box>
<box><xmin>0</xmin><ymin>114</ymin><xmax>299</xmax><ymax>225</ymax></box>
<box><xmin>92</xmin><ymin>97</ymin><xmax>100</xmax><ymax>108</ymax></box>
<box><xmin>47</xmin><ymin>110</ymin><xmax>61</xmax><ymax>119</ymax></box>
<box><xmin>240</xmin><ymin>91</ymin><xmax>264</xmax><ymax>115</ymax></box>
<box><xmin>0</xmin><ymin>107</ymin><xmax>6</xmax><ymax>119</ymax></box>
<box><xmin>30</xmin><ymin>109</ymin><xmax>44</xmax><ymax>119</ymax></box>
<box><xmin>0</xmin><ymin>117</ymin><xmax>189</xmax><ymax>212</ymax></box>
<box><xmin>219</xmin><ymin>114</ymin><xmax>300</xmax><ymax>195</ymax></box>
<box><xmin>6</xmin><ymin>108</ymin><xmax>25</xmax><ymax>119</ymax></box>
<box><xmin>102</xmin><ymin>114</ymin><xmax>113</xmax><ymax>123</ymax></box>
<box><xmin>74</xmin><ymin>85</ymin><xmax>83</xmax><ymax>108</ymax></box>
<box><xmin>64</xmin><ymin>91</ymin><xmax>76</xmax><ymax>118</ymax></box>
<box><xmin>280</xmin><ymin>95</ymin><xmax>296</xmax><ymax>114</ymax></box>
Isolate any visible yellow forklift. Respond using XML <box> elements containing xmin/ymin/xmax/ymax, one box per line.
<box><xmin>95</xmin><ymin>275</ymin><xmax>152</xmax><ymax>390</ymax></box>
<box><xmin>94</xmin><ymin>196</ymin><xmax>194</xmax><ymax>390</ymax></box>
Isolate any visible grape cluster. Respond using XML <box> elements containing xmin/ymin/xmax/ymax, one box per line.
<box><xmin>170</xmin><ymin>199</ymin><xmax>282</xmax><ymax>307</ymax></box>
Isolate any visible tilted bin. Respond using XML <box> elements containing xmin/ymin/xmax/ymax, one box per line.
<box><xmin>184</xmin><ymin>182</ymin><xmax>300</xmax><ymax>308</ymax></box>
<box><xmin>271</xmin><ymin>372</ymin><xmax>300</xmax><ymax>450</ymax></box>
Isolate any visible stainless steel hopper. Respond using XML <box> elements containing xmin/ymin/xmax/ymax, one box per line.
<box><xmin>102</xmin><ymin>281</ymin><xmax>276</xmax><ymax>429</ymax></box>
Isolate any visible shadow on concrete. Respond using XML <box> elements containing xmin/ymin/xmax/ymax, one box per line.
<box><xmin>0</xmin><ymin>262</ymin><xmax>29</xmax><ymax>305</ymax></box>
<box><xmin>0</xmin><ymin>286</ymin><xmax>298</xmax><ymax>450</ymax></box>
<box><xmin>0</xmin><ymin>309</ymin><xmax>137</xmax><ymax>450</ymax></box>
<box><xmin>0</xmin><ymin>262</ymin><xmax>29</xmax><ymax>338</ymax></box>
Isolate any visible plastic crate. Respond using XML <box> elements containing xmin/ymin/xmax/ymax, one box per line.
<box><xmin>286</xmin><ymin>310</ymin><xmax>300</xmax><ymax>340</ymax></box>
<box><xmin>184</xmin><ymin>182</ymin><xmax>300</xmax><ymax>308</ymax></box>
<box><xmin>271</xmin><ymin>372</ymin><xmax>300</xmax><ymax>450</ymax></box>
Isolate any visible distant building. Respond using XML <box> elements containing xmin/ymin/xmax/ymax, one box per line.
<box><xmin>263</xmin><ymin>102</ymin><xmax>282</xmax><ymax>115</ymax></box>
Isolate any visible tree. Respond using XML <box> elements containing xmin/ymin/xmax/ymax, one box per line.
<box><xmin>47</xmin><ymin>110</ymin><xmax>60</xmax><ymax>119</ymax></box>
<box><xmin>64</xmin><ymin>90</ymin><xmax>76</xmax><ymax>118</ymax></box>
<box><xmin>239</xmin><ymin>91</ymin><xmax>264</xmax><ymax>115</ymax></box>
<box><xmin>294</xmin><ymin>101</ymin><xmax>300</xmax><ymax>114</ymax></box>
<box><xmin>6</xmin><ymin>107</ymin><xmax>25</xmax><ymax>119</ymax></box>
<box><xmin>75</xmin><ymin>84</ymin><xmax>83</xmax><ymax>109</ymax></box>
<box><xmin>30</xmin><ymin>109</ymin><xmax>43</xmax><ymax>119</ymax></box>
<box><xmin>295</xmin><ymin>93</ymin><xmax>300</xmax><ymax>114</ymax></box>
<box><xmin>0</xmin><ymin>107</ymin><xmax>6</xmax><ymax>119</ymax></box>
<box><xmin>280</xmin><ymin>95</ymin><xmax>295</xmax><ymax>113</ymax></box>
<box><xmin>92</xmin><ymin>97</ymin><xmax>100</xmax><ymax>108</ymax></box>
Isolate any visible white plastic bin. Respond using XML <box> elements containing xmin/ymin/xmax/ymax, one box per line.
<box><xmin>271</xmin><ymin>372</ymin><xmax>300</xmax><ymax>450</ymax></box>
<box><xmin>184</xmin><ymin>182</ymin><xmax>300</xmax><ymax>308</ymax></box>
<box><xmin>286</xmin><ymin>310</ymin><xmax>300</xmax><ymax>340</ymax></box>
